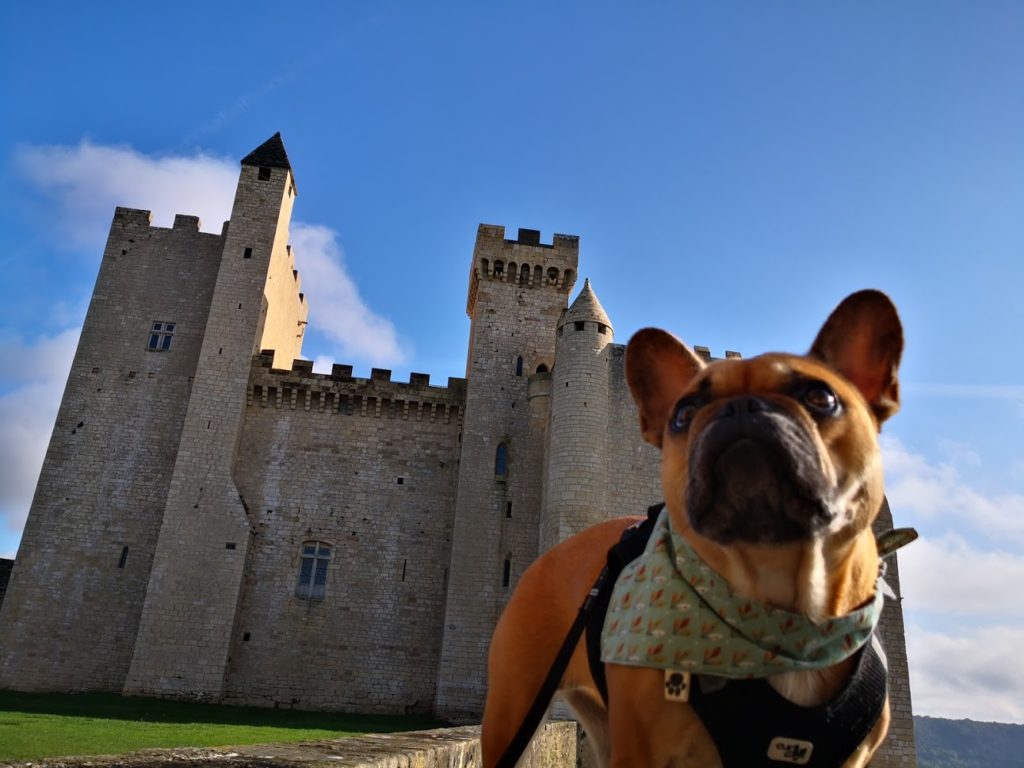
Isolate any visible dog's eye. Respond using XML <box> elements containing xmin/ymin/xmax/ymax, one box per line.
<box><xmin>671</xmin><ymin>402</ymin><xmax>700</xmax><ymax>432</ymax></box>
<box><xmin>801</xmin><ymin>382</ymin><xmax>839</xmax><ymax>416</ymax></box>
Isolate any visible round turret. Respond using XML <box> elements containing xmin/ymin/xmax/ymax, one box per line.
<box><xmin>556</xmin><ymin>278</ymin><xmax>613</xmax><ymax>335</ymax></box>
<box><xmin>541</xmin><ymin>279</ymin><xmax>615</xmax><ymax>551</ymax></box>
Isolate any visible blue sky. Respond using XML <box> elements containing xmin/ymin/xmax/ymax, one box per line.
<box><xmin>2</xmin><ymin>1</ymin><xmax>1022</xmax><ymax>723</ymax></box>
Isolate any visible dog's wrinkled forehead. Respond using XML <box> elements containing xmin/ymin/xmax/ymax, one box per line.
<box><xmin>682</xmin><ymin>353</ymin><xmax>856</xmax><ymax>405</ymax></box>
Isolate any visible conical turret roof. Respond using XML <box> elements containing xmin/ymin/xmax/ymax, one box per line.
<box><xmin>560</xmin><ymin>278</ymin><xmax>612</xmax><ymax>331</ymax></box>
<box><xmin>241</xmin><ymin>132</ymin><xmax>292</xmax><ymax>170</ymax></box>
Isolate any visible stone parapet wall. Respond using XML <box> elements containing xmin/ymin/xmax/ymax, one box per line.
<box><xmin>4</xmin><ymin>724</ymin><xmax>578</xmax><ymax>767</ymax></box>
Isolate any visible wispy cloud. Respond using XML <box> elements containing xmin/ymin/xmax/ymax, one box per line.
<box><xmin>0</xmin><ymin>329</ymin><xmax>80</xmax><ymax>544</ymax></box>
<box><xmin>291</xmin><ymin>224</ymin><xmax>407</xmax><ymax>367</ymax></box>
<box><xmin>13</xmin><ymin>140</ymin><xmax>406</xmax><ymax>371</ymax></box>
<box><xmin>907</xmin><ymin>624</ymin><xmax>1024</xmax><ymax>723</ymax></box>
<box><xmin>15</xmin><ymin>141</ymin><xmax>238</xmax><ymax>247</ymax></box>
<box><xmin>900</xmin><ymin>534</ymin><xmax>1024</xmax><ymax>618</ymax></box>
<box><xmin>882</xmin><ymin>435</ymin><xmax>1024</xmax><ymax>545</ymax></box>
<box><xmin>882</xmin><ymin>434</ymin><xmax>1024</xmax><ymax>722</ymax></box>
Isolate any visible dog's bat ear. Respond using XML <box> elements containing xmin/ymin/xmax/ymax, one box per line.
<box><xmin>626</xmin><ymin>328</ymin><xmax>705</xmax><ymax>448</ymax></box>
<box><xmin>809</xmin><ymin>290</ymin><xmax>904</xmax><ymax>425</ymax></box>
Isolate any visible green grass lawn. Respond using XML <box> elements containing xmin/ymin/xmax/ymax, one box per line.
<box><xmin>0</xmin><ymin>691</ymin><xmax>445</xmax><ymax>762</ymax></box>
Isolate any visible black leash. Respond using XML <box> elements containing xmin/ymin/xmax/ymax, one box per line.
<box><xmin>495</xmin><ymin>505</ymin><xmax>663</xmax><ymax>768</ymax></box>
<box><xmin>494</xmin><ymin>563</ymin><xmax>612</xmax><ymax>768</ymax></box>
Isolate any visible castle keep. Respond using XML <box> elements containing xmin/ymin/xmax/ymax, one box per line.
<box><xmin>0</xmin><ymin>134</ymin><xmax>916</xmax><ymax>764</ymax></box>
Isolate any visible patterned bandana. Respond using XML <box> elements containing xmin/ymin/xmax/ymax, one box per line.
<box><xmin>601</xmin><ymin>509</ymin><xmax>883</xmax><ymax>678</ymax></box>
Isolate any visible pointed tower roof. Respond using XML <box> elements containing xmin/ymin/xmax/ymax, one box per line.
<box><xmin>241</xmin><ymin>132</ymin><xmax>292</xmax><ymax>170</ymax></box>
<box><xmin>560</xmin><ymin>278</ymin><xmax>613</xmax><ymax>331</ymax></box>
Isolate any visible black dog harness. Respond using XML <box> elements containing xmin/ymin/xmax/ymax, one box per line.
<box><xmin>496</xmin><ymin>503</ymin><xmax>889</xmax><ymax>768</ymax></box>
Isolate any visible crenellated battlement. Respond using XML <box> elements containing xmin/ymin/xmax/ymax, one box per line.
<box><xmin>113</xmin><ymin>207</ymin><xmax>153</xmax><ymax>226</ymax></box>
<box><xmin>607</xmin><ymin>342</ymin><xmax>741</xmax><ymax>363</ymax></box>
<box><xmin>110</xmin><ymin>207</ymin><xmax>227</xmax><ymax>238</ymax></box>
<box><xmin>467</xmin><ymin>224</ymin><xmax>580</xmax><ymax>316</ymax></box>
<box><xmin>247</xmin><ymin>352</ymin><xmax>466</xmax><ymax>424</ymax></box>
<box><xmin>692</xmin><ymin>345</ymin><xmax>742</xmax><ymax>363</ymax></box>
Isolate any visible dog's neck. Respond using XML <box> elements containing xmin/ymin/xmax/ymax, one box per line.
<box><xmin>681</xmin><ymin>520</ymin><xmax>881</xmax><ymax>706</ymax></box>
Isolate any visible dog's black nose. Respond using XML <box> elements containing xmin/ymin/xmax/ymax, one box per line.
<box><xmin>718</xmin><ymin>396</ymin><xmax>769</xmax><ymax>420</ymax></box>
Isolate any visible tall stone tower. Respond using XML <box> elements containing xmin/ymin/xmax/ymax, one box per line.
<box><xmin>539</xmin><ymin>279</ymin><xmax>616</xmax><ymax>551</ymax></box>
<box><xmin>125</xmin><ymin>134</ymin><xmax>307</xmax><ymax>698</ymax></box>
<box><xmin>0</xmin><ymin>209</ymin><xmax>224</xmax><ymax>691</ymax></box>
<box><xmin>434</xmin><ymin>226</ymin><xmax>578</xmax><ymax>719</ymax></box>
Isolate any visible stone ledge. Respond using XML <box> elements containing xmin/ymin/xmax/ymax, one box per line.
<box><xmin>3</xmin><ymin>723</ymin><xmax>577</xmax><ymax>768</ymax></box>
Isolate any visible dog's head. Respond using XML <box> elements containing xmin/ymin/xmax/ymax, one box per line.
<box><xmin>626</xmin><ymin>290</ymin><xmax>903</xmax><ymax>612</ymax></box>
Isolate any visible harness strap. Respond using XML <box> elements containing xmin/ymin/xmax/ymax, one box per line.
<box><xmin>494</xmin><ymin>563</ymin><xmax>612</xmax><ymax>768</ymax></box>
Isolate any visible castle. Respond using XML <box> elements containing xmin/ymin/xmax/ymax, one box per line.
<box><xmin>0</xmin><ymin>134</ymin><xmax>916</xmax><ymax>764</ymax></box>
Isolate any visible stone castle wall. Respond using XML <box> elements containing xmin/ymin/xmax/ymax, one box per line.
<box><xmin>0</xmin><ymin>209</ymin><xmax>222</xmax><ymax>691</ymax></box>
<box><xmin>223</xmin><ymin>359</ymin><xmax>465</xmax><ymax>713</ymax></box>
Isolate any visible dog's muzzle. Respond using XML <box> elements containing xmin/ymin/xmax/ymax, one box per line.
<box><xmin>686</xmin><ymin>395</ymin><xmax>833</xmax><ymax>544</ymax></box>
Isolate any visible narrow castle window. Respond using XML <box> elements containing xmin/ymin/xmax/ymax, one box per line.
<box><xmin>118</xmin><ymin>546</ymin><xmax>129</xmax><ymax>569</ymax></box>
<box><xmin>495</xmin><ymin>442</ymin><xmax>509</xmax><ymax>479</ymax></box>
<box><xmin>258</xmin><ymin>167</ymin><xmax>272</xmax><ymax>180</ymax></box>
<box><xmin>502</xmin><ymin>558</ymin><xmax>512</xmax><ymax>588</ymax></box>
<box><xmin>506</xmin><ymin>502</ymin><xmax>512</xmax><ymax>518</ymax></box>
<box><xmin>148</xmin><ymin>321</ymin><xmax>175</xmax><ymax>351</ymax></box>
<box><xmin>296</xmin><ymin>541</ymin><xmax>332</xmax><ymax>600</ymax></box>
<box><xmin>515</xmin><ymin>356</ymin><xmax>523</xmax><ymax>376</ymax></box>
<box><xmin>243</xmin><ymin>247</ymin><xmax>253</xmax><ymax>259</ymax></box>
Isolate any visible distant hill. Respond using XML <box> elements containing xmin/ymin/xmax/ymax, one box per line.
<box><xmin>915</xmin><ymin>715</ymin><xmax>1024</xmax><ymax>768</ymax></box>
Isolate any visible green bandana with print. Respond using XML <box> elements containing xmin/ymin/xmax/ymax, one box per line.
<box><xmin>601</xmin><ymin>509</ymin><xmax>883</xmax><ymax>678</ymax></box>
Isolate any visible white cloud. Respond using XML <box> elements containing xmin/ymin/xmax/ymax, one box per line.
<box><xmin>907</xmin><ymin>624</ymin><xmax>1024</xmax><ymax>723</ymax></box>
<box><xmin>14</xmin><ymin>141</ymin><xmax>407</xmax><ymax>370</ymax></box>
<box><xmin>15</xmin><ymin>141</ymin><xmax>238</xmax><ymax>247</ymax></box>
<box><xmin>882</xmin><ymin>435</ymin><xmax>1024</xmax><ymax>546</ymax></box>
<box><xmin>0</xmin><ymin>329</ymin><xmax>79</xmax><ymax>542</ymax></box>
<box><xmin>900</xmin><ymin>534</ymin><xmax>1024</xmax><ymax>618</ymax></box>
<box><xmin>291</xmin><ymin>223</ymin><xmax>407</xmax><ymax>367</ymax></box>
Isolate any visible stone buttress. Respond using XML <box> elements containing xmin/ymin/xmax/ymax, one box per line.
<box><xmin>125</xmin><ymin>134</ymin><xmax>307</xmax><ymax>699</ymax></box>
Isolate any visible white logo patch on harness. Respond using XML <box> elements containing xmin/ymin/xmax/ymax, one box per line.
<box><xmin>767</xmin><ymin>737</ymin><xmax>814</xmax><ymax>764</ymax></box>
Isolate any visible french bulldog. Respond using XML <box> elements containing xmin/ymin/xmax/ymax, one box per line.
<box><xmin>481</xmin><ymin>290</ymin><xmax>903</xmax><ymax>768</ymax></box>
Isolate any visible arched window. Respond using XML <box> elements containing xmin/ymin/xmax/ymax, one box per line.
<box><xmin>508</xmin><ymin>262</ymin><xmax>517</xmax><ymax>282</ymax></box>
<box><xmin>296</xmin><ymin>541</ymin><xmax>332</xmax><ymax>600</ymax></box>
<box><xmin>547</xmin><ymin>267</ymin><xmax>559</xmax><ymax>284</ymax></box>
<box><xmin>480</xmin><ymin>258</ymin><xmax>489</xmax><ymax>276</ymax></box>
<box><xmin>519</xmin><ymin>264</ymin><xmax>530</xmax><ymax>285</ymax></box>
<box><xmin>502</xmin><ymin>557</ymin><xmax>512</xmax><ymax>588</ymax></box>
<box><xmin>536</xmin><ymin>363</ymin><xmax>549</xmax><ymax>374</ymax></box>
<box><xmin>494</xmin><ymin>260</ymin><xmax>504</xmax><ymax>278</ymax></box>
<box><xmin>495</xmin><ymin>442</ymin><xmax>509</xmax><ymax>478</ymax></box>
<box><xmin>515</xmin><ymin>356</ymin><xmax>523</xmax><ymax>376</ymax></box>
<box><xmin>534</xmin><ymin>265</ymin><xmax>543</xmax><ymax>285</ymax></box>
<box><xmin>564</xmin><ymin>268</ymin><xmax>575</xmax><ymax>287</ymax></box>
